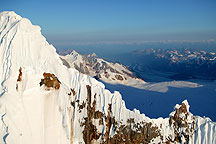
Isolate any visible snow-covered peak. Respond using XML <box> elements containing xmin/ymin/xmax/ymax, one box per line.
<box><xmin>174</xmin><ymin>99</ymin><xmax>190</xmax><ymax>112</ymax></box>
<box><xmin>63</xmin><ymin>50</ymin><xmax>83</xmax><ymax>66</ymax></box>
<box><xmin>69</xmin><ymin>50</ymin><xmax>79</xmax><ymax>56</ymax></box>
<box><xmin>0</xmin><ymin>11</ymin><xmax>62</xmax><ymax>94</ymax></box>
<box><xmin>87</xmin><ymin>52</ymin><xmax>97</xmax><ymax>58</ymax></box>
<box><xmin>0</xmin><ymin>11</ymin><xmax>22</xmax><ymax>20</ymax></box>
<box><xmin>60</xmin><ymin>50</ymin><xmax>147</xmax><ymax>88</ymax></box>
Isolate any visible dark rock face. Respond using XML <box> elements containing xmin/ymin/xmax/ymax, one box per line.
<box><xmin>17</xmin><ymin>67</ymin><xmax>22</xmax><ymax>82</ymax></box>
<box><xmin>74</xmin><ymin>63</ymin><xmax>90</xmax><ymax>75</ymax></box>
<box><xmin>107</xmin><ymin>119</ymin><xmax>160</xmax><ymax>144</ymax></box>
<box><xmin>81</xmin><ymin>85</ymin><xmax>101</xmax><ymax>143</ymax></box>
<box><xmin>122</xmin><ymin>70</ymin><xmax>136</xmax><ymax>78</ymax></box>
<box><xmin>60</xmin><ymin>57</ymin><xmax>70</xmax><ymax>68</ymax></box>
<box><xmin>115</xmin><ymin>74</ymin><xmax>124</xmax><ymax>81</ymax></box>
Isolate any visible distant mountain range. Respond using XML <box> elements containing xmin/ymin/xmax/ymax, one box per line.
<box><xmin>60</xmin><ymin>50</ymin><xmax>146</xmax><ymax>89</ymax></box>
<box><xmin>130</xmin><ymin>48</ymin><xmax>216</xmax><ymax>81</ymax></box>
<box><xmin>59</xmin><ymin>48</ymin><xmax>216</xmax><ymax>82</ymax></box>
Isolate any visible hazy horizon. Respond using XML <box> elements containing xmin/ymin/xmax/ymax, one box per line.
<box><xmin>1</xmin><ymin>0</ymin><xmax>216</xmax><ymax>48</ymax></box>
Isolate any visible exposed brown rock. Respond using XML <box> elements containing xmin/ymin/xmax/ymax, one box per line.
<box><xmin>104</xmin><ymin>71</ymin><xmax>110</xmax><ymax>79</ymax></box>
<box><xmin>16</xmin><ymin>67</ymin><xmax>22</xmax><ymax>90</ymax></box>
<box><xmin>82</xmin><ymin>85</ymin><xmax>101</xmax><ymax>144</ymax></box>
<box><xmin>17</xmin><ymin>67</ymin><xmax>22</xmax><ymax>82</ymax></box>
<box><xmin>71</xmin><ymin>88</ymin><xmax>76</xmax><ymax>96</ymax></box>
<box><xmin>109</xmin><ymin>67</ymin><xmax>120</xmax><ymax>73</ymax></box>
<box><xmin>78</xmin><ymin>101</ymin><xmax>86</xmax><ymax>112</ymax></box>
<box><xmin>68</xmin><ymin>88</ymin><xmax>76</xmax><ymax>96</ymax></box>
<box><xmin>179</xmin><ymin>103</ymin><xmax>187</xmax><ymax>114</ymax></box>
<box><xmin>80</xmin><ymin>85</ymin><xmax>161</xmax><ymax>144</ymax></box>
<box><xmin>71</xmin><ymin>101</ymin><xmax>75</xmax><ymax>108</ymax></box>
<box><xmin>168</xmin><ymin>102</ymin><xmax>195</xmax><ymax>143</ymax></box>
<box><xmin>70</xmin><ymin>117</ymin><xmax>73</xmax><ymax>144</ymax></box>
<box><xmin>94</xmin><ymin>111</ymin><xmax>104</xmax><ymax>119</ymax></box>
<box><xmin>107</xmin><ymin>119</ymin><xmax>160</xmax><ymax>144</ymax></box>
<box><xmin>104</xmin><ymin>104</ymin><xmax>112</xmax><ymax>142</ymax></box>
<box><xmin>97</xmin><ymin>74</ymin><xmax>102</xmax><ymax>79</ymax></box>
<box><xmin>39</xmin><ymin>72</ymin><xmax>61</xmax><ymax>90</ymax></box>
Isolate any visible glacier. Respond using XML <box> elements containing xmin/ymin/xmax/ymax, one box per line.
<box><xmin>0</xmin><ymin>11</ymin><xmax>215</xmax><ymax>144</ymax></box>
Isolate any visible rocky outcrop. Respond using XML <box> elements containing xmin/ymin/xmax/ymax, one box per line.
<box><xmin>79</xmin><ymin>85</ymin><xmax>161</xmax><ymax>144</ymax></box>
<box><xmin>16</xmin><ymin>67</ymin><xmax>22</xmax><ymax>90</ymax></box>
<box><xmin>39</xmin><ymin>72</ymin><xmax>61</xmax><ymax>90</ymax></box>
<box><xmin>17</xmin><ymin>67</ymin><xmax>22</xmax><ymax>82</ymax></box>
<box><xmin>115</xmin><ymin>74</ymin><xmax>124</xmax><ymax>81</ymax></box>
<box><xmin>108</xmin><ymin>120</ymin><xmax>160</xmax><ymax>144</ymax></box>
<box><xmin>81</xmin><ymin>85</ymin><xmax>101</xmax><ymax>143</ymax></box>
<box><xmin>168</xmin><ymin>101</ymin><xmax>195</xmax><ymax>143</ymax></box>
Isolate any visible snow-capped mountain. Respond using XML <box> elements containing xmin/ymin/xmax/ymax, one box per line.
<box><xmin>0</xmin><ymin>11</ymin><xmax>215</xmax><ymax>144</ymax></box>
<box><xmin>60</xmin><ymin>51</ymin><xmax>147</xmax><ymax>88</ymax></box>
<box><xmin>130</xmin><ymin>48</ymin><xmax>216</xmax><ymax>80</ymax></box>
<box><xmin>134</xmin><ymin>48</ymin><xmax>216</xmax><ymax>65</ymax></box>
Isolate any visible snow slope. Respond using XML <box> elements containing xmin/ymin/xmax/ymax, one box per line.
<box><xmin>103</xmin><ymin>80</ymin><xmax>216</xmax><ymax>121</ymax></box>
<box><xmin>0</xmin><ymin>11</ymin><xmax>215</xmax><ymax>144</ymax></box>
<box><xmin>60</xmin><ymin>50</ymin><xmax>147</xmax><ymax>89</ymax></box>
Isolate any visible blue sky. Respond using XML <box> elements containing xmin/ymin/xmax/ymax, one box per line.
<box><xmin>1</xmin><ymin>0</ymin><xmax>216</xmax><ymax>45</ymax></box>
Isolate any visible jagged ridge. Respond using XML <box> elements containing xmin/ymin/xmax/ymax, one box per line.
<box><xmin>60</xmin><ymin>50</ymin><xmax>147</xmax><ymax>89</ymax></box>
